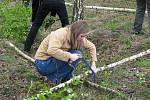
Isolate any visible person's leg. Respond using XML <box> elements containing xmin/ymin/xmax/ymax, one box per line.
<box><xmin>146</xmin><ymin>0</ymin><xmax>150</xmax><ymax>33</ymax></box>
<box><xmin>24</xmin><ymin>4</ymin><xmax>50</xmax><ymax>51</ymax></box>
<box><xmin>46</xmin><ymin>58</ymin><xmax>73</xmax><ymax>83</ymax></box>
<box><xmin>133</xmin><ymin>0</ymin><xmax>146</xmax><ymax>33</ymax></box>
<box><xmin>60</xmin><ymin>50</ymin><xmax>82</xmax><ymax>82</ymax></box>
<box><xmin>56</xmin><ymin>3</ymin><xmax>69</xmax><ymax>27</ymax></box>
<box><xmin>31</xmin><ymin>0</ymin><xmax>40</xmax><ymax>22</ymax></box>
<box><xmin>35</xmin><ymin>58</ymin><xmax>60</xmax><ymax>76</ymax></box>
<box><xmin>46</xmin><ymin>50</ymin><xmax>82</xmax><ymax>83</ymax></box>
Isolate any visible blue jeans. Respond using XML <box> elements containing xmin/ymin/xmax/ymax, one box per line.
<box><xmin>35</xmin><ymin>50</ymin><xmax>82</xmax><ymax>83</ymax></box>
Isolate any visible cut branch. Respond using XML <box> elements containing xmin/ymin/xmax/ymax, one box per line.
<box><xmin>83</xmin><ymin>80</ymin><xmax>131</xmax><ymax>100</ymax></box>
<box><xmin>66</xmin><ymin>2</ymin><xmax>148</xmax><ymax>13</ymax></box>
<box><xmin>96</xmin><ymin>49</ymin><xmax>150</xmax><ymax>73</ymax></box>
<box><xmin>5</xmin><ymin>41</ymin><xmax>35</xmax><ymax>63</ymax></box>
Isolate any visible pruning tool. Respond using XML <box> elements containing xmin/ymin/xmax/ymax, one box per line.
<box><xmin>69</xmin><ymin>54</ymin><xmax>96</xmax><ymax>81</ymax></box>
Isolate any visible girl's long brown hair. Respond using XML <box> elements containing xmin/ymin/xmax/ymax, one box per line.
<box><xmin>70</xmin><ymin>20</ymin><xmax>89</xmax><ymax>50</ymax></box>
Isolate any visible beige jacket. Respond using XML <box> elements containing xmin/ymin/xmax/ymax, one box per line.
<box><xmin>35</xmin><ymin>27</ymin><xmax>97</xmax><ymax>62</ymax></box>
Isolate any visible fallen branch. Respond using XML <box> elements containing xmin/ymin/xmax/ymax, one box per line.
<box><xmin>139</xmin><ymin>67</ymin><xmax>150</xmax><ymax>73</ymax></box>
<box><xmin>5</xmin><ymin>41</ymin><xmax>35</xmax><ymax>63</ymax></box>
<box><xmin>66</xmin><ymin>2</ymin><xmax>148</xmax><ymax>14</ymax></box>
<box><xmin>83</xmin><ymin>80</ymin><xmax>129</xmax><ymax>99</ymax></box>
<box><xmin>96</xmin><ymin>49</ymin><xmax>150</xmax><ymax>73</ymax></box>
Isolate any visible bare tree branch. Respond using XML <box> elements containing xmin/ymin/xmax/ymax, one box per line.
<box><xmin>84</xmin><ymin>80</ymin><xmax>121</xmax><ymax>94</ymax></box>
<box><xmin>5</xmin><ymin>41</ymin><xmax>35</xmax><ymax>63</ymax></box>
<box><xmin>66</xmin><ymin>2</ymin><xmax>148</xmax><ymax>14</ymax></box>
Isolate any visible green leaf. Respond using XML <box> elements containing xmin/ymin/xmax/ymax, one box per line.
<box><xmin>72</xmin><ymin>78</ymin><xmax>81</xmax><ymax>86</ymax></box>
<box><xmin>37</xmin><ymin>94</ymin><xmax>46</xmax><ymax>100</ymax></box>
<box><xmin>66</xmin><ymin>88</ymin><xmax>73</xmax><ymax>93</ymax></box>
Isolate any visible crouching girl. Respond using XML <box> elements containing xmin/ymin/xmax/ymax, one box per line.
<box><xmin>35</xmin><ymin>20</ymin><xmax>97</xmax><ymax>84</ymax></box>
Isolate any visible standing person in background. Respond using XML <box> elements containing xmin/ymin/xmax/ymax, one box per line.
<box><xmin>132</xmin><ymin>0</ymin><xmax>150</xmax><ymax>35</ymax></box>
<box><xmin>24</xmin><ymin>0</ymin><xmax>69</xmax><ymax>52</ymax></box>
<box><xmin>34</xmin><ymin>20</ymin><xmax>97</xmax><ymax>83</ymax></box>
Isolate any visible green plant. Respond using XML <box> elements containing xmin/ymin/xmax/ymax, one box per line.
<box><xmin>136</xmin><ymin>72</ymin><xmax>146</xmax><ymax>86</ymax></box>
<box><xmin>0</xmin><ymin>1</ymin><xmax>31</xmax><ymax>42</ymax></box>
<box><xmin>139</xmin><ymin>38</ymin><xmax>150</xmax><ymax>49</ymax></box>
<box><xmin>118</xmin><ymin>35</ymin><xmax>132</xmax><ymax>49</ymax></box>
<box><xmin>25</xmin><ymin>86</ymin><xmax>79</xmax><ymax>100</ymax></box>
<box><xmin>25</xmin><ymin>78</ymin><xmax>82</xmax><ymax>100</ymax></box>
<box><xmin>0</xmin><ymin>55</ymin><xmax>16</xmax><ymax>63</ymax></box>
<box><xmin>72</xmin><ymin>78</ymin><xmax>82</xmax><ymax>86</ymax></box>
<box><xmin>136</xmin><ymin>58</ymin><xmax>150</xmax><ymax>67</ymax></box>
<box><xmin>101</xmin><ymin>20</ymin><xmax>120</xmax><ymax>31</ymax></box>
<box><xmin>101</xmin><ymin>71</ymin><xmax>111</xmax><ymax>87</ymax></box>
<box><xmin>120</xmin><ymin>21</ymin><xmax>132</xmax><ymax>32</ymax></box>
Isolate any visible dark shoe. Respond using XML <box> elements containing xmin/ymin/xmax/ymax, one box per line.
<box><xmin>24</xmin><ymin>47</ymin><xmax>30</xmax><ymax>52</ymax></box>
<box><xmin>132</xmin><ymin>31</ymin><xmax>145</xmax><ymax>35</ymax></box>
<box><xmin>24</xmin><ymin>42</ymin><xmax>31</xmax><ymax>52</ymax></box>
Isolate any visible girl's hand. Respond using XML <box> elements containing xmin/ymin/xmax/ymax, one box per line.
<box><xmin>91</xmin><ymin>61</ymin><xmax>97</xmax><ymax>73</ymax></box>
<box><xmin>70</xmin><ymin>54</ymin><xmax>80</xmax><ymax>61</ymax></box>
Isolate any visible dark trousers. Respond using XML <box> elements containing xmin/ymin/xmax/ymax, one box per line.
<box><xmin>133</xmin><ymin>0</ymin><xmax>150</xmax><ymax>32</ymax></box>
<box><xmin>31</xmin><ymin>0</ymin><xmax>40</xmax><ymax>22</ymax></box>
<box><xmin>35</xmin><ymin>50</ymin><xmax>82</xmax><ymax>84</ymax></box>
<box><xmin>24</xmin><ymin>2</ymin><xmax>69</xmax><ymax>51</ymax></box>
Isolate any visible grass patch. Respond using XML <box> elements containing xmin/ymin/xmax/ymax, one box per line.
<box><xmin>0</xmin><ymin>55</ymin><xmax>16</xmax><ymax>63</ymax></box>
<box><xmin>121</xmin><ymin>21</ymin><xmax>133</xmax><ymax>32</ymax></box>
<box><xmin>24</xmin><ymin>72</ymin><xmax>38</xmax><ymax>81</ymax></box>
<box><xmin>139</xmin><ymin>38</ymin><xmax>150</xmax><ymax>49</ymax></box>
<box><xmin>118</xmin><ymin>35</ymin><xmax>132</xmax><ymax>49</ymax></box>
<box><xmin>100</xmin><ymin>20</ymin><xmax>120</xmax><ymax>31</ymax></box>
<box><xmin>0</xmin><ymin>1</ymin><xmax>31</xmax><ymax>42</ymax></box>
<box><xmin>136</xmin><ymin>58</ymin><xmax>150</xmax><ymax>67</ymax></box>
<box><xmin>135</xmin><ymin>89</ymin><xmax>150</xmax><ymax>100</ymax></box>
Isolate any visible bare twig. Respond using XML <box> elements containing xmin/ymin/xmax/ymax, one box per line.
<box><xmin>83</xmin><ymin>80</ymin><xmax>131</xmax><ymax>100</ymax></box>
<box><xmin>96</xmin><ymin>49</ymin><xmax>150</xmax><ymax>73</ymax></box>
<box><xmin>27</xmin><ymin>80</ymin><xmax>33</xmax><ymax>97</ymax></box>
<box><xmin>5</xmin><ymin>41</ymin><xmax>35</xmax><ymax>63</ymax></box>
<box><xmin>84</xmin><ymin>80</ymin><xmax>121</xmax><ymax>96</ymax></box>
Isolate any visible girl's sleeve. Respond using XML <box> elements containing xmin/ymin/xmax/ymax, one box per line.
<box><xmin>47</xmin><ymin>31</ymin><xmax>71</xmax><ymax>62</ymax></box>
